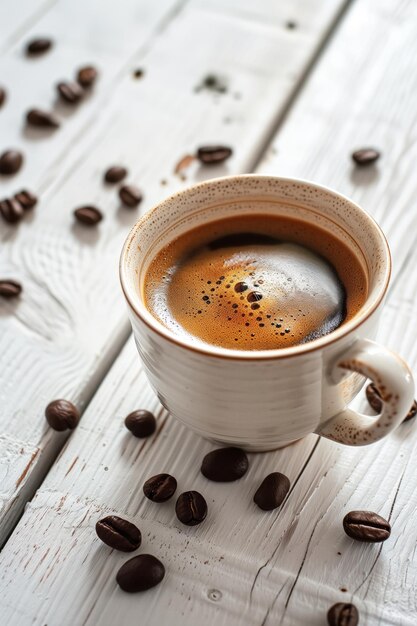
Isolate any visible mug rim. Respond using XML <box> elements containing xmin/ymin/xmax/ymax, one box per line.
<box><xmin>120</xmin><ymin>174</ymin><xmax>391</xmax><ymax>361</ymax></box>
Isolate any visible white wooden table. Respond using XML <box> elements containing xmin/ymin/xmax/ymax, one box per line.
<box><xmin>1</xmin><ymin>0</ymin><xmax>417</xmax><ymax>624</ymax></box>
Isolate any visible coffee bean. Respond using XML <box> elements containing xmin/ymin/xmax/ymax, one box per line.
<box><xmin>0</xmin><ymin>198</ymin><xmax>24</xmax><ymax>223</ymax></box>
<box><xmin>0</xmin><ymin>150</ymin><xmax>23</xmax><ymax>175</ymax></box>
<box><xmin>26</xmin><ymin>38</ymin><xmax>52</xmax><ymax>56</ymax></box>
<box><xmin>234</xmin><ymin>282</ymin><xmax>248</xmax><ymax>293</ymax></box>
<box><xmin>197</xmin><ymin>145</ymin><xmax>233</xmax><ymax>165</ymax></box>
<box><xmin>57</xmin><ymin>81</ymin><xmax>84</xmax><ymax>104</ymax></box>
<box><xmin>0</xmin><ymin>87</ymin><xmax>6</xmax><ymax>108</ymax></box>
<box><xmin>74</xmin><ymin>206</ymin><xmax>103</xmax><ymax>226</ymax></box>
<box><xmin>77</xmin><ymin>65</ymin><xmax>98</xmax><ymax>88</ymax></box>
<box><xmin>14</xmin><ymin>189</ymin><xmax>38</xmax><ymax>211</ymax></box>
<box><xmin>366</xmin><ymin>382</ymin><xmax>416</xmax><ymax>422</ymax></box>
<box><xmin>0</xmin><ymin>280</ymin><xmax>22</xmax><ymax>299</ymax></box>
<box><xmin>124</xmin><ymin>410</ymin><xmax>156</xmax><ymax>438</ymax></box>
<box><xmin>26</xmin><ymin>108</ymin><xmax>60</xmax><ymax>128</ymax></box>
<box><xmin>175</xmin><ymin>491</ymin><xmax>207</xmax><ymax>525</ymax></box>
<box><xmin>253</xmin><ymin>472</ymin><xmax>290</xmax><ymax>511</ymax></box>
<box><xmin>352</xmin><ymin>148</ymin><xmax>380</xmax><ymax>165</ymax></box>
<box><xmin>143</xmin><ymin>474</ymin><xmax>177</xmax><ymax>502</ymax></box>
<box><xmin>104</xmin><ymin>166</ymin><xmax>127</xmax><ymax>184</ymax></box>
<box><xmin>343</xmin><ymin>510</ymin><xmax>391</xmax><ymax>543</ymax></box>
<box><xmin>201</xmin><ymin>447</ymin><xmax>248</xmax><ymax>482</ymax></box>
<box><xmin>119</xmin><ymin>185</ymin><xmax>143</xmax><ymax>208</ymax></box>
<box><xmin>96</xmin><ymin>515</ymin><xmax>141</xmax><ymax>552</ymax></box>
<box><xmin>116</xmin><ymin>554</ymin><xmax>165</xmax><ymax>592</ymax></box>
<box><xmin>327</xmin><ymin>603</ymin><xmax>359</xmax><ymax>626</ymax></box>
<box><xmin>45</xmin><ymin>399</ymin><xmax>80</xmax><ymax>431</ymax></box>
<box><xmin>365</xmin><ymin>382</ymin><xmax>383</xmax><ymax>413</ymax></box>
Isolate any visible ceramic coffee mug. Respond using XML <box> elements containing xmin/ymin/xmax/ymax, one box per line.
<box><xmin>120</xmin><ymin>175</ymin><xmax>414</xmax><ymax>451</ymax></box>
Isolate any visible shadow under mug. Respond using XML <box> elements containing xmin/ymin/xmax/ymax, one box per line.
<box><xmin>120</xmin><ymin>175</ymin><xmax>414</xmax><ymax>451</ymax></box>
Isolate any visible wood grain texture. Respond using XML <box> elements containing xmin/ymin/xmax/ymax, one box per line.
<box><xmin>0</xmin><ymin>0</ymin><xmax>349</xmax><ymax>542</ymax></box>
<box><xmin>1</xmin><ymin>0</ymin><xmax>417</xmax><ymax>624</ymax></box>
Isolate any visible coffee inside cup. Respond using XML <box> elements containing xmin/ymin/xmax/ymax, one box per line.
<box><xmin>143</xmin><ymin>214</ymin><xmax>368</xmax><ymax>350</ymax></box>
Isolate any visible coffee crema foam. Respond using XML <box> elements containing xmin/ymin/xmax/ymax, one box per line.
<box><xmin>144</xmin><ymin>214</ymin><xmax>368</xmax><ymax>350</ymax></box>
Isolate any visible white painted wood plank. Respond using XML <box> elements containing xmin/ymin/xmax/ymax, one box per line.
<box><xmin>1</xmin><ymin>0</ymin><xmax>417</xmax><ymax>624</ymax></box>
<box><xmin>0</xmin><ymin>0</ymin><xmax>57</xmax><ymax>51</ymax></box>
<box><xmin>0</xmin><ymin>0</ymin><xmax>348</xmax><ymax>541</ymax></box>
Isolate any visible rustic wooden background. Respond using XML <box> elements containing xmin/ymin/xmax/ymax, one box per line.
<box><xmin>1</xmin><ymin>0</ymin><xmax>417</xmax><ymax>624</ymax></box>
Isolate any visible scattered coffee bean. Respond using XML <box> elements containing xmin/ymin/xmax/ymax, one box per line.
<box><xmin>124</xmin><ymin>409</ymin><xmax>156</xmax><ymax>438</ymax></box>
<box><xmin>26</xmin><ymin>38</ymin><xmax>52</xmax><ymax>56</ymax></box>
<box><xmin>77</xmin><ymin>65</ymin><xmax>98</xmax><ymax>88</ymax></box>
<box><xmin>0</xmin><ymin>150</ymin><xmax>23</xmax><ymax>175</ymax></box>
<box><xmin>73</xmin><ymin>205</ymin><xmax>103</xmax><ymax>226</ymax></box>
<box><xmin>365</xmin><ymin>382</ymin><xmax>417</xmax><ymax>422</ymax></box>
<box><xmin>57</xmin><ymin>81</ymin><xmax>84</xmax><ymax>104</ymax></box>
<box><xmin>174</xmin><ymin>154</ymin><xmax>195</xmax><ymax>174</ymax></box>
<box><xmin>45</xmin><ymin>399</ymin><xmax>80</xmax><ymax>431</ymax></box>
<box><xmin>0</xmin><ymin>280</ymin><xmax>22</xmax><ymax>299</ymax></box>
<box><xmin>253</xmin><ymin>472</ymin><xmax>290</xmax><ymax>511</ymax></box>
<box><xmin>96</xmin><ymin>515</ymin><xmax>141</xmax><ymax>552</ymax></box>
<box><xmin>119</xmin><ymin>185</ymin><xmax>143</xmax><ymax>208</ymax></box>
<box><xmin>175</xmin><ymin>491</ymin><xmax>207</xmax><ymax>526</ymax></box>
<box><xmin>197</xmin><ymin>145</ymin><xmax>232</xmax><ymax>165</ymax></box>
<box><xmin>365</xmin><ymin>382</ymin><xmax>383</xmax><ymax>413</ymax></box>
<box><xmin>143</xmin><ymin>474</ymin><xmax>177</xmax><ymax>502</ymax></box>
<box><xmin>343</xmin><ymin>510</ymin><xmax>391</xmax><ymax>543</ymax></box>
<box><xmin>352</xmin><ymin>148</ymin><xmax>380</xmax><ymax>165</ymax></box>
<box><xmin>327</xmin><ymin>602</ymin><xmax>359</xmax><ymax>626</ymax></box>
<box><xmin>0</xmin><ymin>198</ymin><xmax>24</xmax><ymax>223</ymax></box>
<box><xmin>116</xmin><ymin>554</ymin><xmax>165</xmax><ymax>592</ymax></box>
<box><xmin>201</xmin><ymin>447</ymin><xmax>248</xmax><ymax>482</ymax></box>
<box><xmin>14</xmin><ymin>189</ymin><xmax>37</xmax><ymax>211</ymax></box>
<box><xmin>104</xmin><ymin>165</ymin><xmax>127</xmax><ymax>184</ymax></box>
<box><xmin>0</xmin><ymin>87</ymin><xmax>6</xmax><ymax>108</ymax></box>
<box><xmin>26</xmin><ymin>108</ymin><xmax>60</xmax><ymax>129</ymax></box>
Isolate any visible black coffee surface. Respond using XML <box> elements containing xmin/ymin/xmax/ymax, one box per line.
<box><xmin>144</xmin><ymin>214</ymin><xmax>367</xmax><ymax>350</ymax></box>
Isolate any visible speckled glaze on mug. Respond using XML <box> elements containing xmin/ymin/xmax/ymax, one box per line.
<box><xmin>120</xmin><ymin>175</ymin><xmax>414</xmax><ymax>451</ymax></box>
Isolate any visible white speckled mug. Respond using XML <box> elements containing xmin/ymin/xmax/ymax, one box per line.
<box><xmin>120</xmin><ymin>175</ymin><xmax>414</xmax><ymax>451</ymax></box>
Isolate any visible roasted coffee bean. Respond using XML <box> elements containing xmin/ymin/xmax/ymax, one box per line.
<box><xmin>0</xmin><ymin>280</ymin><xmax>22</xmax><ymax>299</ymax></box>
<box><xmin>74</xmin><ymin>206</ymin><xmax>103</xmax><ymax>226</ymax></box>
<box><xmin>343</xmin><ymin>510</ymin><xmax>391</xmax><ymax>543</ymax></box>
<box><xmin>77</xmin><ymin>65</ymin><xmax>98</xmax><ymax>88</ymax></box>
<box><xmin>0</xmin><ymin>87</ymin><xmax>6</xmax><ymax>108</ymax></box>
<box><xmin>14</xmin><ymin>189</ymin><xmax>38</xmax><ymax>211</ymax></box>
<box><xmin>26</xmin><ymin>38</ymin><xmax>52</xmax><ymax>56</ymax></box>
<box><xmin>45</xmin><ymin>399</ymin><xmax>80</xmax><ymax>431</ymax></box>
<box><xmin>365</xmin><ymin>382</ymin><xmax>383</xmax><ymax>413</ymax></box>
<box><xmin>26</xmin><ymin>108</ymin><xmax>60</xmax><ymax>128</ymax></box>
<box><xmin>201</xmin><ymin>447</ymin><xmax>248</xmax><ymax>482</ymax></box>
<box><xmin>352</xmin><ymin>148</ymin><xmax>380</xmax><ymax>165</ymax></box>
<box><xmin>0</xmin><ymin>198</ymin><xmax>24</xmax><ymax>223</ymax></box>
<box><xmin>175</xmin><ymin>491</ymin><xmax>207</xmax><ymax>526</ymax></box>
<box><xmin>96</xmin><ymin>515</ymin><xmax>141</xmax><ymax>552</ymax></box>
<box><xmin>0</xmin><ymin>150</ymin><xmax>23</xmax><ymax>175</ymax></box>
<box><xmin>57</xmin><ymin>81</ymin><xmax>84</xmax><ymax>104</ymax></box>
<box><xmin>116</xmin><ymin>554</ymin><xmax>165</xmax><ymax>592</ymax></box>
<box><xmin>143</xmin><ymin>474</ymin><xmax>177</xmax><ymax>502</ymax></box>
<box><xmin>197</xmin><ymin>145</ymin><xmax>232</xmax><ymax>165</ymax></box>
<box><xmin>104</xmin><ymin>165</ymin><xmax>127</xmax><ymax>184</ymax></box>
<box><xmin>253</xmin><ymin>472</ymin><xmax>290</xmax><ymax>511</ymax></box>
<box><xmin>327</xmin><ymin>602</ymin><xmax>359</xmax><ymax>626</ymax></box>
<box><xmin>124</xmin><ymin>410</ymin><xmax>156</xmax><ymax>438</ymax></box>
<box><xmin>119</xmin><ymin>185</ymin><xmax>143</xmax><ymax>208</ymax></box>
<box><xmin>366</xmin><ymin>382</ymin><xmax>417</xmax><ymax>422</ymax></box>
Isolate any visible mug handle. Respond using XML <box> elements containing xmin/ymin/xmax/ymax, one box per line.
<box><xmin>316</xmin><ymin>338</ymin><xmax>414</xmax><ymax>445</ymax></box>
